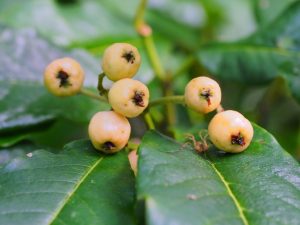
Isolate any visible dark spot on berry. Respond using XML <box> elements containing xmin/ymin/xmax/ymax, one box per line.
<box><xmin>132</xmin><ymin>91</ymin><xmax>145</xmax><ymax>107</ymax></box>
<box><xmin>200</xmin><ymin>89</ymin><xmax>212</xmax><ymax>106</ymax></box>
<box><xmin>102</xmin><ymin>141</ymin><xmax>115</xmax><ymax>151</ymax></box>
<box><xmin>231</xmin><ymin>132</ymin><xmax>245</xmax><ymax>146</ymax></box>
<box><xmin>122</xmin><ymin>51</ymin><xmax>135</xmax><ymax>64</ymax></box>
<box><xmin>56</xmin><ymin>70</ymin><xmax>72</xmax><ymax>88</ymax></box>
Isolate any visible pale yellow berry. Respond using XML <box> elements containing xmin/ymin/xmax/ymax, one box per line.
<box><xmin>44</xmin><ymin>57</ymin><xmax>85</xmax><ymax>97</ymax></box>
<box><xmin>184</xmin><ymin>76</ymin><xmax>221</xmax><ymax>113</ymax></box>
<box><xmin>102</xmin><ymin>43</ymin><xmax>141</xmax><ymax>81</ymax></box>
<box><xmin>108</xmin><ymin>78</ymin><xmax>149</xmax><ymax>118</ymax></box>
<box><xmin>88</xmin><ymin>111</ymin><xmax>131</xmax><ymax>154</ymax></box>
<box><xmin>208</xmin><ymin>110</ymin><xmax>254</xmax><ymax>153</ymax></box>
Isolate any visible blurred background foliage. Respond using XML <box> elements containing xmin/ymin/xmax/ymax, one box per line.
<box><xmin>0</xmin><ymin>0</ymin><xmax>300</xmax><ymax>161</ymax></box>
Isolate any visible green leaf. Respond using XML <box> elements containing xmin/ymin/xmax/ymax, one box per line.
<box><xmin>0</xmin><ymin>143</ymin><xmax>35</xmax><ymax>167</ymax></box>
<box><xmin>137</xmin><ymin>125</ymin><xmax>300</xmax><ymax>225</ymax></box>
<box><xmin>0</xmin><ymin>26</ymin><xmax>109</xmax><ymax>135</ymax></box>
<box><xmin>202</xmin><ymin>0</ymin><xmax>256</xmax><ymax>41</ymax></box>
<box><xmin>146</xmin><ymin>0</ymin><xmax>202</xmax><ymax>49</ymax></box>
<box><xmin>198</xmin><ymin>2</ymin><xmax>300</xmax><ymax>102</ymax></box>
<box><xmin>253</xmin><ymin>0</ymin><xmax>297</xmax><ymax>26</ymax></box>
<box><xmin>0</xmin><ymin>140</ymin><xmax>135</xmax><ymax>225</ymax></box>
<box><xmin>0</xmin><ymin>0</ymin><xmax>202</xmax><ymax>49</ymax></box>
<box><xmin>0</xmin><ymin>0</ymin><xmax>138</xmax><ymax>47</ymax></box>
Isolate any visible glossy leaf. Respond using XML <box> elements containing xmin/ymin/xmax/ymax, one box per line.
<box><xmin>0</xmin><ymin>0</ymin><xmax>202</xmax><ymax>49</ymax></box>
<box><xmin>0</xmin><ymin>140</ymin><xmax>135</xmax><ymax>225</ymax></box>
<box><xmin>0</xmin><ymin>143</ymin><xmax>35</xmax><ymax>167</ymax></box>
<box><xmin>197</xmin><ymin>1</ymin><xmax>300</xmax><ymax>102</ymax></box>
<box><xmin>0</xmin><ymin>26</ymin><xmax>109</xmax><ymax>135</ymax></box>
<box><xmin>137</xmin><ymin>125</ymin><xmax>300</xmax><ymax>225</ymax></box>
<box><xmin>0</xmin><ymin>0</ymin><xmax>137</xmax><ymax>47</ymax></box>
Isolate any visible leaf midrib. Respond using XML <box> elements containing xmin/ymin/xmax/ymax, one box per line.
<box><xmin>206</xmin><ymin>160</ymin><xmax>249</xmax><ymax>225</ymax></box>
<box><xmin>208</xmin><ymin>160</ymin><xmax>249</xmax><ymax>225</ymax></box>
<box><xmin>48</xmin><ymin>156</ymin><xmax>104</xmax><ymax>224</ymax></box>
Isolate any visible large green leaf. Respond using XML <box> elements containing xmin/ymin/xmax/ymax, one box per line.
<box><xmin>0</xmin><ymin>26</ymin><xmax>109</xmax><ymax>136</ymax></box>
<box><xmin>0</xmin><ymin>0</ymin><xmax>137</xmax><ymax>47</ymax></box>
<box><xmin>0</xmin><ymin>0</ymin><xmax>202</xmax><ymax>49</ymax></box>
<box><xmin>137</xmin><ymin>125</ymin><xmax>300</xmax><ymax>225</ymax></box>
<box><xmin>197</xmin><ymin>1</ymin><xmax>300</xmax><ymax>102</ymax></box>
<box><xmin>0</xmin><ymin>140</ymin><xmax>135</xmax><ymax>225</ymax></box>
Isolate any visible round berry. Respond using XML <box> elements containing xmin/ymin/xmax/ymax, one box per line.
<box><xmin>208</xmin><ymin>110</ymin><xmax>254</xmax><ymax>153</ymax></box>
<box><xmin>108</xmin><ymin>78</ymin><xmax>149</xmax><ymax>118</ymax></box>
<box><xmin>44</xmin><ymin>57</ymin><xmax>85</xmax><ymax>97</ymax></box>
<box><xmin>184</xmin><ymin>76</ymin><xmax>221</xmax><ymax>113</ymax></box>
<box><xmin>88</xmin><ymin>111</ymin><xmax>131</xmax><ymax>154</ymax></box>
<box><xmin>102</xmin><ymin>43</ymin><xmax>141</xmax><ymax>81</ymax></box>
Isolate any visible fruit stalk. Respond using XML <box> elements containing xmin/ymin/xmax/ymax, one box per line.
<box><xmin>80</xmin><ymin>89</ymin><xmax>107</xmax><ymax>102</ymax></box>
<box><xmin>149</xmin><ymin>95</ymin><xmax>185</xmax><ymax>107</ymax></box>
<box><xmin>134</xmin><ymin>0</ymin><xmax>166</xmax><ymax>81</ymax></box>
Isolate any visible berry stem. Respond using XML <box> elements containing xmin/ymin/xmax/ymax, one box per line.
<box><xmin>134</xmin><ymin>0</ymin><xmax>147</xmax><ymax>29</ymax></box>
<box><xmin>164</xmin><ymin>79</ymin><xmax>176</xmax><ymax>130</ymax></box>
<box><xmin>216</xmin><ymin>104</ymin><xmax>224</xmax><ymax>113</ymax></box>
<box><xmin>149</xmin><ymin>95</ymin><xmax>185</xmax><ymax>107</ymax></box>
<box><xmin>134</xmin><ymin>0</ymin><xmax>166</xmax><ymax>81</ymax></box>
<box><xmin>79</xmin><ymin>89</ymin><xmax>108</xmax><ymax>102</ymax></box>
<box><xmin>97</xmin><ymin>72</ymin><xmax>108</xmax><ymax>97</ymax></box>
<box><xmin>142</xmin><ymin>36</ymin><xmax>166</xmax><ymax>80</ymax></box>
<box><xmin>126</xmin><ymin>141</ymin><xmax>140</xmax><ymax>151</ymax></box>
<box><xmin>144</xmin><ymin>112</ymin><xmax>155</xmax><ymax>129</ymax></box>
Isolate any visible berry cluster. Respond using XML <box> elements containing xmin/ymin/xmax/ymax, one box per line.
<box><xmin>44</xmin><ymin>42</ymin><xmax>253</xmax><ymax>155</ymax></box>
<box><xmin>44</xmin><ymin>43</ymin><xmax>149</xmax><ymax>154</ymax></box>
<box><xmin>184</xmin><ymin>76</ymin><xmax>254</xmax><ymax>153</ymax></box>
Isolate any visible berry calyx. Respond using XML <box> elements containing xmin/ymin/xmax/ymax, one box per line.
<box><xmin>102</xmin><ymin>43</ymin><xmax>141</xmax><ymax>81</ymax></box>
<box><xmin>122</xmin><ymin>51</ymin><xmax>135</xmax><ymax>64</ymax></box>
<box><xmin>184</xmin><ymin>76</ymin><xmax>221</xmax><ymax>114</ymax></box>
<box><xmin>44</xmin><ymin>57</ymin><xmax>85</xmax><ymax>97</ymax></box>
<box><xmin>132</xmin><ymin>91</ymin><xmax>145</xmax><ymax>107</ymax></box>
<box><xmin>108</xmin><ymin>78</ymin><xmax>149</xmax><ymax>118</ymax></box>
<box><xmin>231</xmin><ymin>132</ymin><xmax>246</xmax><ymax>146</ymax></box>
<box><xmin>208</xmin><ymin>110</ymin><xmax>254</xmax><ymax>153</ymax></box>
<box><xmin>88</xmin><ymin>111</ymin><xmax>131</xmax><ymax>154</ymax></box>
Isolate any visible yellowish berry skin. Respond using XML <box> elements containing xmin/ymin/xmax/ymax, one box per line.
<box><xmin>128</xmin><ymin>150</ymin><xmax>138</xmax><ymax>176</ymax></box>
<box><xmin>208</xmin><ymin>110</ymin><xmax>254</xmax><ymax>153</ymax></box>
<box><xmin>44</xmin><ymin>57</ymin><xmax>85</xmax><ymax>97</ymax></box>
<box><xmin>184</xmin><ymin>76</ymin><xmax>221</xmax><ymax>114</ymax></box>
<box><xmin>108</xmin><ymin>78</ymin><xmax>149</xmax><ymax>118</ymax></box>
<box><xmin>88</xmin><ymin>111</ymin><xmax>131</xmax><ymax>154</ymax></box>
<box><xmin>102</xmin><ymin>43</ymin><xmax>141</xmax><ymax>81</ymax></box>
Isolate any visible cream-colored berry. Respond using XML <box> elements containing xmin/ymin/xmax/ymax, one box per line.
<box><xmin>184</xmin><ymin>76</ymin><xmax>221</xmax><ymax>113</ymax></box>
<box><xmin>102</xmin><ymin>43</ymin><xmax>141</xmax><ymax>81</ymax></box>
<box><xmin>208</xmin><ymin>110</ymin><xmax>254</xmax><ymax>153</ymax></box>
<box><xmin>108</xmin><ymin>78</ymin><xmax>149</xmax><ymax>118</ymax></box>
<box><xmin>44</xmin><ymin>57</ymin><xmax>85</xmax><ymax>97</ymax></box>
<box><xmin>128</xmin><ymin>150</ymin><xmax>138</xmax><ymax>176</ymax></box>
<box><xmin>88</xmin><ymin>111</ymin><xmax>131</xmax><ymax>154</ymax></box>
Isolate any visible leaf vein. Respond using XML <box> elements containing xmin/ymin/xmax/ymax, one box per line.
<box><xmin>208</xmin><ymin>161</ymin><xmax>249</xmax><ymax>225</ymax></box>
<box><xmin>47</xmin><ymin>157</ymin><xmax>104</xmax><ymax>225</ymax></box>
